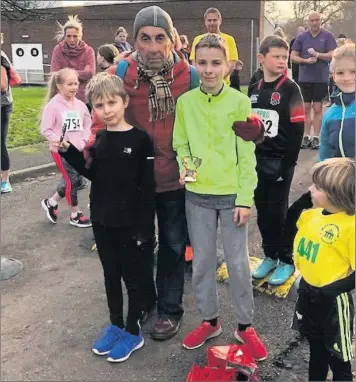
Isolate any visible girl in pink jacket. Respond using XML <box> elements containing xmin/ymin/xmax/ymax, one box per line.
<box><xmin>40</xmin><ymin>68</ymin><xmax>92</xmax><ymax>228</ymax></box>
<box><xmin>51</xmin><ymin>15</ymin><xmax>95</xmax><ymax>108</ymax></box>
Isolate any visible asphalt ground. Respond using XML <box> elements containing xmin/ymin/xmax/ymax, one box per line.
<box><xmin>2</xmin><ymin>150</ymin><xmax>330</xmax><ymax>381</ymax></box>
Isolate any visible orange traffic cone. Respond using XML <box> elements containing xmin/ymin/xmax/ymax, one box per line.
<box><xmin>185</xmin><ymin>245</ymin><xmax>193</xmax><ymax>262</ymax></box>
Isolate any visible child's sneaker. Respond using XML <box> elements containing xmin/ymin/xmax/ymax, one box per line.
<box><xmin>268</xmin><ymin>262</ymin><xmax>295</xmax><ymax>286</ymax></box>
<box><xmin>234</xmin><ymin>327</ymin><xmax>268</xmax><ymax>361</ymax></box>
<box><xmin>69</xmin><ymin>212</ymin><xmax>92</xmax><ymax>228</ymax></box>
<box><xmin>182</xmin><ymin>321</ymin><xmax>222</xmax><ymax>350</ymax></box>
<box><xmin>107</xmin><ymin>330</ymin><xmax>144</xmax><ymax>362</ymax></box>
<box><xmin>301</xmin><ymin>135</ymin><xmax>311</xmax><ymax>149</ymax></box>
<box><xmin>41</xmin><ymin>198</ymin><xmax>58</xmax><ymax>224</ymax></box>
<box><xmin>311</xmin><ymin>136</ymin><xmax>320</xmax><ymax>150</ymax></box>
<box><xmin>92</xmin><ymin>324</ymin><xmax>124</xmax><ymax>355</ymax></box>
<box><xmin>1</xmin><ymin>180</ymin><xmax>12</xmax><ymax>194</ymax></box>
<box><xmin>252</xmin><ymin>258</ymin><xmax>278</xmax><ymax>279</ymax></box>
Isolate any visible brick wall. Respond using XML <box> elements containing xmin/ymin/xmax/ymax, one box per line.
<box><xmin>1</xmin><ymin>0</ymin><xmax>262</xmax><ymax>84</ymax></box>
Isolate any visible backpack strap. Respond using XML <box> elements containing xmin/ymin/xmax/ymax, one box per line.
<box><xmin>189</xmin><ymin>65</ymin><xmax>200</xmax><ymax>90</ymax></box>
<box><xmin>116</xmin><ymin>60</ymin><xmax>129</xmax><ymax>79</ymax></box>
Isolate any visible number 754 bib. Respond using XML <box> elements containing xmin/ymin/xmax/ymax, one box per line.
<box><xmin>252</xmin><ymin>108</ymin><xmax>279</xmax><ymax>138</ymax></box>
<box><xmin>62</xmin><ymin>110</ymin><xmax>83</xmax><ymax>132</ymax></box>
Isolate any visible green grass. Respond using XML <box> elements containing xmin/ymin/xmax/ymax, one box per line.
<box><xmin>7</xmin><ymin>85</ymin><xmax>248</xmax><ymax>149</ymax></box>
<box><xmin>8</xmin><ymin>87</ymin><xmax>46</xmax><ymax>149</ymax></box>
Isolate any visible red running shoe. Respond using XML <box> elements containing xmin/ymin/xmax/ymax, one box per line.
<box><xmin>182</xmin><ymin>321</ymin><xmax>222</xmax><ymax>350</ymax></box>
<box><xmin>234</xmin><ymin>327</ymin><xmax>268</xmax><ymax>361</ymax></box>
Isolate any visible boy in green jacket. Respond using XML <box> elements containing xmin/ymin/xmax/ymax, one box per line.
<box><xmin>173</xmin><ymin>34</ymin><xmax>267</xmax><ymax>361</ymax></box>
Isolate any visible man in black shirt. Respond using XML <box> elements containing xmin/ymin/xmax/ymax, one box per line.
<box><xmin>248</xmin><ymin>36</ymin><xmax>304</xmax><ymax>286</ymax></box>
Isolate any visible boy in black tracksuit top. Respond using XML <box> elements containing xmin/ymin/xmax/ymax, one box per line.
<box><xmin>246</xmin><ymin>36</ymin><xmax>304</xmax><ymax>286</ymax></box>
<box><xmin>59</xmin><ymin>73</ymin><xmax>155</xmax><ymax>363</ymax></box>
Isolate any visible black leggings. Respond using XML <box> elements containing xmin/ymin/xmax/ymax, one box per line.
<box><xmin>1</xmin><ymin>103</ymin><xmax>13</xmax><ymax>172</ymax></box>
<box><xmin>92</xmin><ymin>223</ymin><xmax>144</xmax><ymax>335</ymax></box>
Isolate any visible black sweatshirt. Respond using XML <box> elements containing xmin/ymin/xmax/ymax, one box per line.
<box><xmin>248</xmin><ymin>75</ymin><xmax>304</xmax><ymax>170</ymax></box>
<box><xmin>60</xmin><ymin>128</ymin><xmax>155</xmax><ymax>241</ymax></box>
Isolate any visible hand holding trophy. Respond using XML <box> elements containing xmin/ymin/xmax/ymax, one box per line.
<box><xmin>181</xmin><ymin>157</ymin><xmax>202</xmax><ymax>184</ymax></box>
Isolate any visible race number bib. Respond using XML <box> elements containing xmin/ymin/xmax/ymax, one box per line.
<box><xmin>252</xmin><ymin>108</ymin><xmax>279</xmax><ymax>138</ymax></box>
<box><xmin>62</xmin><ymin>111</ymin><xmax>83</xmax><ymax>132</ymax></box>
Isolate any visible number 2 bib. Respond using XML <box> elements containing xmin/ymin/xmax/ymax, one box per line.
<box><xmin>252</xmin><ymin>108</ymin><xmax>279</xmax><ymax>138</ymax></box>
<box><xmin>62</xmin><ymin>110</ymin><xmax>83</xmax><ymax>132</ymax></box>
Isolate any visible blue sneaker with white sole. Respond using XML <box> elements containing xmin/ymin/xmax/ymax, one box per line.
<box><xmin>92</xmin><ymin>324</ymin><xmax>124</xmax><ymax>355</ymax></box>
<box><xmin>1</xmin><ymin>181</ymin><xmax>12</xmax><ymax>194</ymax></box>
<box><xmin>107</xmin><ymin>330</ymin><xmax>144</xmax><ymax>362</ymax></box>
<box><xmin>268</xmin><ymin>262</ymin><xmax>296</xmax><ymax>286</ymax></box>
<box><xmin>252</xmin><ymin>258</ymin><xmax>278</xmax><ymax>279</ymax></box>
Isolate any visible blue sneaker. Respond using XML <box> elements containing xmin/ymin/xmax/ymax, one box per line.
<box><xmin>107</xmin><ymin>331</ymin><xmax>144</xmax><ymax>362</ymax></box>
<box><xmin>1</xmin><ymin>181</ymin><xmax>12</xmax><ymax>194</ymax></box>
<box><xmin>92</xmin><ymin>324</ymin><xmax>124</xmax><ymax>355</ymax></box>
<box><xmin>268</xmin><ymin>262</ymin><xmax>296</xmax><ymax>286</ymax></box>
<box><xmin>252</xmin><ymin>258</ymin><xmax>278</xmax><ymax>279</ymax></box>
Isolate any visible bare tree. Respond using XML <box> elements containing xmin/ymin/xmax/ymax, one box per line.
<box><xmin>1</xmin><ymin>0</ymin><xmax>54</xmax><ymax>21</ymax></box>
<box><xmin>329</xmin><ymin>1</ymin><xmax>356</xmax><ymax>40</ymax></box>
<box><xmin>292</xmin><ymin>0</ymin><xmax>351</xmax><ymax>26</ymax></box>
<box><xmin>265</xmin><ymin>0</ymin><xmax>282</xmax><ymax>24</ymax></box>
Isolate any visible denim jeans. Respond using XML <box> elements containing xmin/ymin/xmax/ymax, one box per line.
<box><xmin>141</xmin><ymin>188</ymin><xmax>187</xmax><ymax>319</ymax></box>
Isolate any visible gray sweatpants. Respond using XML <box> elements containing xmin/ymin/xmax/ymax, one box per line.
<box><xmin>186</xmin><ymin>199</ymin><xmax>254</xmax><ymax>326</ymax></box>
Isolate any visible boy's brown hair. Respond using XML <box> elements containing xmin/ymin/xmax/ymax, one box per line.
<box><xmin>98</xmin><ymin>44</ymin><xmax>120</xmax><ymax>65</ymax></box>
<box><xmin>85</xmin><ymin>72</ymin><xmax>127</xmax><ymax>106</ymax></box>
<box><xmin>259</xmin><ymin>35</ymin><xmax>289</xmax><ymax>56</ymax></box>
<box><xmin>312</xmin><ymin>157</ymin><xmax>355</xmax><ymax>215</ymax></box>
<box><xmin>195</xmin><ymin>34</ymin><xmax>228</xmax><ymax>60</ymax></box>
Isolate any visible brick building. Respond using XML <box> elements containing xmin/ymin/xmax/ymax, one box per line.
<box><xmin>1</xmin><ymin>0</ymin><xmax>268</xmax><ymax>84</ymax></box>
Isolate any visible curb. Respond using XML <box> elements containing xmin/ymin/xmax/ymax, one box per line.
<box><xmin>10</xmin><ymin>163</ymin><xmax>58</xmax><ymax>184</ymax></box>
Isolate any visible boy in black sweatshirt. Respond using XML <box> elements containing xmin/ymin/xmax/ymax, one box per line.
<box><xmin>236</xmin><ymin>36</ymin><xmax>304</xmax><ymax>286</ymax></box>
<box><xmin>58</xmin><ymin>72</ymin><xmax>155</xmax><ymax>363</ymax></box>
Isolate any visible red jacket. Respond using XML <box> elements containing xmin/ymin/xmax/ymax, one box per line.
<box><xmin>50</xmin><ymin>40</ymin><xmax>96</xmax><ymax>103</ymax></box>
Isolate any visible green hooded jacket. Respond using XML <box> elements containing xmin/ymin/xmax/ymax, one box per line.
<box><xmin>173</xmin><ymin>85</ymin><xmax>257</xmax><ymax>207</ymax></box>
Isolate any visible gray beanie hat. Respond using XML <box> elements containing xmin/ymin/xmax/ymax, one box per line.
<box><xmin>133</xmin><ymin>6</ymin><xmax>175</xmax><ymax>42</ymax></box>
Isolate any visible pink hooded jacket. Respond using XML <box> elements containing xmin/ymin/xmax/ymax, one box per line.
<box><xmin>50</xmin><ymin>40</ymin><xmax>96</xmax><ymax>103</ymax></box>
<box><xmin>41</xmin><ymin>93</ymin><xmax>91</xmax><ymax>152</ymax></box>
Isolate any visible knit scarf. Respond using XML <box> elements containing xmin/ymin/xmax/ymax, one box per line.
<box><xmin>60</xmin><ymin>40</ymin><xmax>87</xmax><ymax>58</ymax></box>
<box><xmin>136</xmin><ymin>54</ymin><xmax>175</xmax><ymax>122</ymax></box>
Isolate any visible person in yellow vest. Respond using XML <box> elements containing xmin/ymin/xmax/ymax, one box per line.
<box><xmin>190</xmin><ymin>7</ymin><xmax>238</xmax><ymax>85</ymax></box>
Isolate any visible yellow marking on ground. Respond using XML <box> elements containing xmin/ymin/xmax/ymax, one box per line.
<box><xmin>216</xmin><ymin>257</ymin><xmax>300</xmax><ymax>299</ymax></box>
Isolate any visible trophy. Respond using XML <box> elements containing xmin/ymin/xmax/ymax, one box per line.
<box><xmin>182</xmin><ymin>157</ymin><xmax>202</xmax><ymax>183</ymax></box>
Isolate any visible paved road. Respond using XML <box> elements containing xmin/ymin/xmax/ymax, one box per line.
<box><xmin>1</xmin><ymin>151</ymin><xmax>318</xmax><ymax>381</ymax></box>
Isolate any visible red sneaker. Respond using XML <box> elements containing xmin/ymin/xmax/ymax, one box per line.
<box><xmin>183</xmin><ymin>321</ymin><xmax>222</xmax><ymax>350</ymax></box>
<box><xmin>234</xmin><ymin>327</ymin><xmax>268</xmax><ymax>361</ymax></box>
